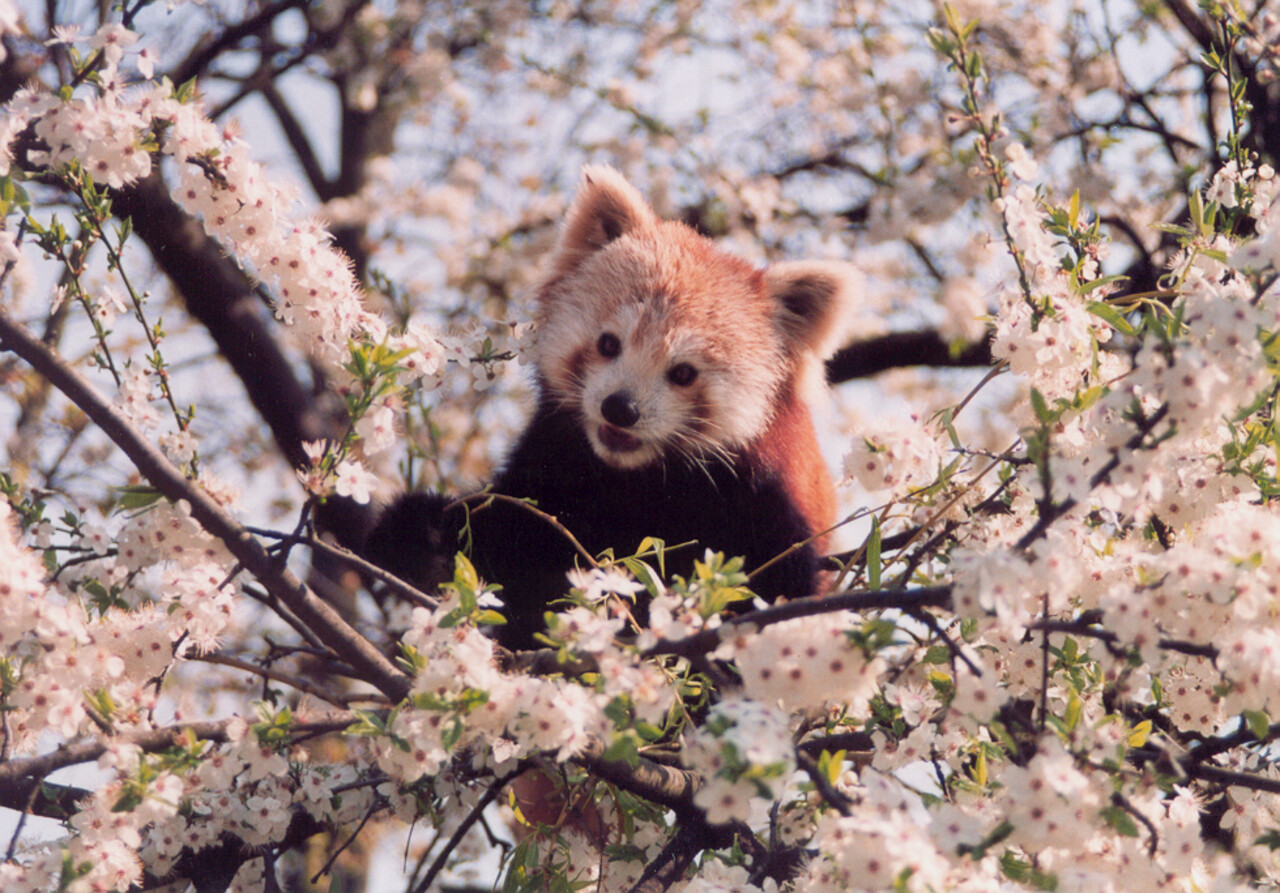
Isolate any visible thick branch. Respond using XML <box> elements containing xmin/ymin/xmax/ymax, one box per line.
<box><xmin>1184</xmin><ymin>762</ymin><xmax>1280</xmax><ymax>796</ymax></box>
<box><xmin>643</xmin><ymin>586</ymin><xmax>953</xmax><ymax>661</ymax></box>
<box><xmin>168</xmin><ymin>0</ymin><xmax>310</xmax><ymax>87</ymax></box>
<box><xmin>826</xmin><ymin>329</ymin><xmax>993</xmax><ymax>384</ymax></box>
<box><xmin>572</xmin><ymin>738</ymin><xmax>702</xmax><ymax>808</ymax></box>
<box><xmin>0</xmin><ymin>313</ymin><xmax>411</xmax><ymax>700</ymax></box>
<box><xmin>0</xmin><ymin>716</ymin><xmax>353</xmax><ymax>790</ymax></box>
<box><xmin>0</xmin><ymin>777</ymin><xmax>92</xmax><ymax>821</ymax></box>
<box><xmin>0</xmin><ymin>720</ymin><xmax>230</xmax><ymax>789</ymax></box>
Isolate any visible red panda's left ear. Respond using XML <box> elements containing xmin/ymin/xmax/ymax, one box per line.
<box><xmin>549</xmin><ymin>165</ymin><xmax>657</xmax><ymax>279</ymax></box>
<box><xmin>764</xmin><ymin>260</ymin><xmax>862</xmax><ymax>359</ymax></box>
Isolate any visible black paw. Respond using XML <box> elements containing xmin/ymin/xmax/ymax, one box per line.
<box><xmin>363</xmin><ymin>492</ymin><xmax>456</xmax><ymax>596</ymax></box>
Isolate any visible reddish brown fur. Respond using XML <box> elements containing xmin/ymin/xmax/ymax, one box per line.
<box><xmin>746</xmin><ymin>386</ymin><xmax>838</xmax><ymax>552</ymax></box>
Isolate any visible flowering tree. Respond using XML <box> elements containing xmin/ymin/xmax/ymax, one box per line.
<box><xmin>5</xmin><ymin>0</ymin><xmax>1280</xmax><ymax>890</ymax></box>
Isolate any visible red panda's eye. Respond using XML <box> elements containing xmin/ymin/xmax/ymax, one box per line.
<box><xmin>597</xmin><ymin>333</ymin><xmax>622</xmax><ymax>358</ymax></box>
<box><xmin>667</xmin><ymin>363</ymin><xmax>698</xmax><ymax>387</ymax></box>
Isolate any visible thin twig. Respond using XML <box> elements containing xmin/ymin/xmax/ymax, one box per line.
<box><xmin>192</xmin><ymin>653</ymin><xmax>384</xmax><ymax>707</ymax></box>
<box><xmin>907</xmin><ymin>606</ymin><xmax>982</xmax><ymax>678</ymax></box>
<box><xmin>1039</xmin><ymin>591</ymin><xmax>1050</xmax><ymax>735</ymax></box>
<box><xmin>1110</xmin><ymin>791</ymin><xmax>1159</xmax><ymax>858</ymax></box>
<box><xmin>1014</xmin><ymin>403</ymin><xmax>1170</xmax><ymax>552</ymax></box>
<box><xmin>311</xmin><ymin>798</ymin><xmax>381</xmax><ymax>884</ymax></box>
<box><xmin>411</xmin><ymin>773</ymin><xmax>515</xmax><ymax>893</ymax></box>
<box><xmin>251</xmin><ymin>526</ymin><xmax>438</xmax><ymax>608</ymax></box>
<box><xmin>1027</xmin><ymin>618</ymin><xmax>1219</xmax><ymax>661</ymax></box>
<box><xmin>239</xmin><ymin>583</ymin><xmax>332</xmax><ymax>654</ymax></box>
<box><xmin>4</xmin><ymin>780</ymin><xmax>39</xmax><ymax>860</ymax></box>
<box><xmin>447</xmin><ymin>491</ymin><xmax>599</xmax><ymax>570</ymax></box>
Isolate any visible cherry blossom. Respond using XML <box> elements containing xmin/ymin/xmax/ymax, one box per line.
<box><xmin>5</xmin><ymin>5</ymin><xmax>1280</xmax><ymax>892</ymax></box>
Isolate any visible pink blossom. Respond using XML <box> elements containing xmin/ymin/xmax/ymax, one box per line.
<box><xmin>333</xmin><ymin>459</ymin><xmax>377</xmax><ymax>503</ymax></box>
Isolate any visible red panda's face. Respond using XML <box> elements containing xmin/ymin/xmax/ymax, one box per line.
<box><xmin>531</xmin><ymin>166</ymin><xmax>860</xmax><ymax>471</ymax></box>
<box><xmin>536</xmin><ymin>236</ymin><xmax>786</xmax><ymax>469</ymax></box>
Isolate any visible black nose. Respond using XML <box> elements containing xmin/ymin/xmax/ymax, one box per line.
<box><xmin>601</xmin><ymin>391</ymin><xmax>641</xmax><ymax>428</ymax></box>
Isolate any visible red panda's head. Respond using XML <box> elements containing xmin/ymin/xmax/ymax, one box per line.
<box><xmin>531</xmin><ymin>166</ymin><xmax>860</xmax><ymax>471</ymax></box>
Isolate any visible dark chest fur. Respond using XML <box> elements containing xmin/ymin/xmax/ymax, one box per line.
<box><xmin>365</xmin><ymin>400</ymin><xmax>823</xmax><ymax>649</ymax></box>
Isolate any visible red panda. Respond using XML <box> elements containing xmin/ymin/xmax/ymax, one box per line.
<box><xmin>366</xmin><ymin>166</ymin><xmax>859</xmax><ymax>648</ymax></box>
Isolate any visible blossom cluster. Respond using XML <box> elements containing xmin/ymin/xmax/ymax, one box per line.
<box><xmin>3</xmin><ymin>23</ymin><xmax>469</xmax><ymax>506</ymax></box>
<box><xmin>843</xmin><ymin>415</ymin><xmax>946</xmax><ymax>498</ymax></box>
<box><xmin>719</xmin><ymin>613</ymin><xmax>885</xmax><ymax>714</ymax></box>
<box><xmin>8</xmin><ymin>3</ymin><xmax>1280</xmax><ymax>893</ymax></box>
<box><xmin>682</xmin><ymin>697</ymin><xmax>796</xmax><ymax>826</ymax></box>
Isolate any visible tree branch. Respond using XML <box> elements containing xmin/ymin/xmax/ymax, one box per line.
<box><xmin>572</xmin><ymin>737</ymin><xmax>703</xmax><ymax>809</ymax></box>
<box><xmin>643</xmin><ymin>586</ymin><xmax>953</xmax><ymax>661</ymax></box>
<box><xmin>168</xmin><ymin>0</ymin><xmax>310</xmax><ymax>88</ymax></box>
<box><xmin>192</xmin><ymin>653</ymin><xmax>385</xmax><ymax>707</ymax></box>
<box><xmin>0</xmin><ymin>777</ymin><xmax>92</xmax><ymax>821</ymax></box>
<box><xmin>260</xmin><ymin>82</ymin><xmax>333</xmax><ymax>201</ymax></box>
<box><xmin>0</xmin><ymin>311</ymin><xmax>411</xmax><ymax>700</ymax></box>
<box><xmin>0</xmin><ymin>715</ymin><xmax>353</xmax><ymax>790</ymax></box>
<box><xmin>1184</xmin><ymin>762</ymin><xmax>1280</xmax><ymax>796</ymax></box>
<box><xmin>826</xmin><ymin>329</ymin><xmax>993</xmax><ymax>384</ymax></box>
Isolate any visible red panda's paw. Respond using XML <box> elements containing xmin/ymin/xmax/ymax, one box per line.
<box><xmin>363</xmin><ymin>492</ymin><xmax>456</xmax><ymax>599</ymax></box>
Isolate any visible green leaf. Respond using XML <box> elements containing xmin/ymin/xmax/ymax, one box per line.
<box><xmin>1063</xmin><ymin>692</ymin><xmax>1082</xmax><ymax>731</ymax></box>
<box><xmin>942</xmin><ymin>2</ymin><xmax>963</xmax><ymax>36</ymax></box>
<box><xmin>1078</xmin><ymin>274</ymin><xmax>1129</xmax><ymax>296</ymax></box>
<box><xmin>174</xmin><ymin>76</ymin><xmax>199</xmax><ymax>104</ymax></box>
<box><xmin>938</xmin><ymin>407</ymin><xmax>961</xmax><ymax>450</ymax></box>
<box><xmin>964</xmin><ymin>48</ymin><xmax>984</xmax><ymax>80</ymax></box>
<box><xmin>1101</xmin><ymin>804</ymin><xmax>1140</xmax><ymax>838</ymax></box>
<box><xmin>926</xmin><ymin>28</ymin><xmax>954</xmax><ymax>58</ymax></box>
<box><xmin>1243</xmin><ymin>709</ymin><xmax>1271</xmax><ymax>740</ymax></box>
<box><xmin>1030</xmin><ymin>387</ymin><xmax>1052</xmax><ymax>424</ymax></box>
<box><xmin>1127</xmin><ymin>719</ymin><xmax>1152</xmax><ymax>748</ymax></box>
<box><xmin>602</xmin><ymin>734</ymin><xmax>640</xmax><ymax>766</ymax></box>
<box><xmin>115</xmin><ymin>484</ymin><xmax>165</xmax><ymax>510</ymax></box>
<box><xmin>998</xmin><ymin>852</ymin><xmax>1058</xmax><ymax>890</ymax></box>
<box><xmin>867</xmin><ymin>517</ymin><xmax>882</xmax><ymax>591</ymax></box>
<box><xmin>620</xmin><ymin>556</ymin><xmax>663</xmax><ymax>597</ymax></box>
<box><xmin>441</xmin><ymin>718</ymin><xmax>463</xmax><ymax>752</ymax></box>
<box><xmin>922</xmin><ymin>644</ymin><xmax>952</xmax><ymax>665</ymax></box>
<box><xmin>635</xmin><ymin>721</ymin><xmax>663</xmax><ymax>742</ymax></box>
<box><xmin>634</xmin><ymin>536</ymin><xmax>667</xmax><ymax>578</ymax></box>
<box><xmin>1086</xmin><ymin>301</ymin><xmax>1138</xmax><ymax>338</ymax></box>
<box><xmin>453</xmin><ymin>552</ymin><xmax>479</xmax><ymax>592</ymax></box>
<box><xmin>1060</xmin><ymin>636</ymin><xmax>1079</xmax><ymax>662</ymax></box>
<box><xmin>814</xmin><ymin>748</ymin><xmax>846</xmax><ymax>786</ymax></box>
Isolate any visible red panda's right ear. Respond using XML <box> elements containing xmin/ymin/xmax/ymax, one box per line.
<box><xmin>549</xmin><ymin>165</ymin><xmax>656</xmax><ymax>278</ymax></box>
<box><xmin>764</xmin><ymin>260</ymin><xmax>862</xmax><ymax>360</ymax></box>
